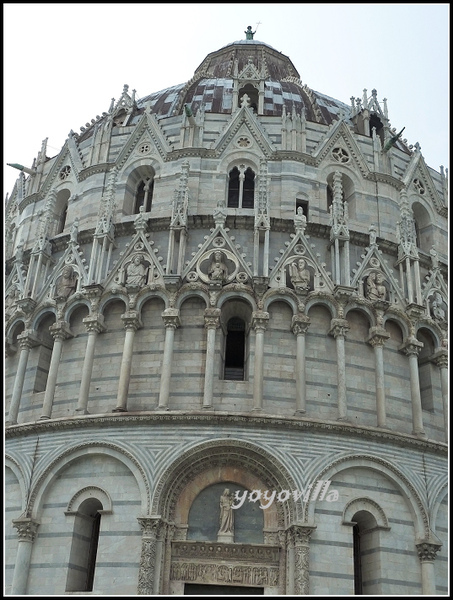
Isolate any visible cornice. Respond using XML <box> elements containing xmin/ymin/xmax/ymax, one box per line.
<box><xmin>5</xmin><ymin>411</ymin><xmax>447</xmax><ymax>456</ymax></box>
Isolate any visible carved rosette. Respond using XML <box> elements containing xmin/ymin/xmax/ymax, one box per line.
<box><xmin>137</xmin><ymin>516</ymin><xmax>164</xmax><ymax>594</ymax></box>
<box><xmin>416</xmin><ymin>541</ymin><xmax>442</xmax><ymax>563</ymax></box>
<box><xmin>12</xmin><ymin>517</ymin><xmax>39</xmax><ymax>543</ymax></box>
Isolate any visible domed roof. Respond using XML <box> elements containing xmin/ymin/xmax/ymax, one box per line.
<box><xmin>134</xmin><ymin>39</ymin><xmax>350</xmax><ymax>125</ymax></box>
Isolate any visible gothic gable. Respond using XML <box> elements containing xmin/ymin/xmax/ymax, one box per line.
<box><xmin>115</xmin><ymin>108</ymin><xmax>172</xmax><ymax>169</ymax></box>
<box><xmin>182</xmin><ymin>225</ymin><xmax>253</xmax><ymax>287</ymax></box>
<box><xmin>213</xmin><ymin>105</ymin><xmax>275</xmax><ymax>159</ymax></box>
<box><xmin>313</xmin><ymin>119</ymin><xmax>371</xmax><ymax>177</ymax></box>
<box><xmin>403</xmin><ymin>150</ymin><xmax>447</xmax><ymax>216</ymax></box>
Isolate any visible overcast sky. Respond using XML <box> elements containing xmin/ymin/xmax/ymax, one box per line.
<box><xmin>3</xmin><ymin>3</ymin><xmax>449</xmax><ymax>200</ymax></box>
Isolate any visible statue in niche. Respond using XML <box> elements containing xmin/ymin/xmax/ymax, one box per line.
<box><xmin>55</xmin><ymin>265</ymin><xmax>78</xmax><ymax>300</ymax></box>
<box><xmin>208</xmin><ymin>250</ymin><xmax>229</xmax><ymax>282</ymax></box>
<box><xmin>294</xmin><ymin>206</ymin><xmax>307</xmax><ymax>233</ymax></box>
<box><xmin>218</xmin><ymin>489</ymin><xmax>234</xmax><ymax>535</ymax></box>
<box><xmin>240</xmin><ymin>93</ymin><xmax>251</xmax><ymax>109</ymax></box>
<box><xmin>289</xmin><ymin>258</ymin><xmax>310</xmax><ymax>291</ymax></box>
<box><xmin>366</xmin><ymin>272</ymin><xmax>387</xmax><ymax>302</ymax></box>
<box><xmin>126</xmin><ymin>255</ymin><xmax>147</xmax><ymax>287</ymax></box>
<box><xmin>431</xmin><ymin>292</ymin><xmax>445</xmax><ymax>321</ymax></box>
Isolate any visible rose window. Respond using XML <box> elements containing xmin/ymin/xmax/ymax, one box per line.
<box><xmin>59</xmin><ymin>166</ymin><xmax>71</xmax><ymax>180</ymax></box>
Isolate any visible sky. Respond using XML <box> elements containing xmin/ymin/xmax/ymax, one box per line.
<box><xmin>3</xmin><ymin>3</ymin><xmax>450</xmax><ymax>200</ymax></box>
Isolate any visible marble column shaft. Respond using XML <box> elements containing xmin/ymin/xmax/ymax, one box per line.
<box><xmin>7</xmin><ymin>330</ymin><xmax>39</xmax><ymax>425</ymax></box>
<box><xmin>252</xmin><ymin>311</ymin><xmax>269</xmax><ymax>411</ymax></box>
<box><xmin>202</xmin><ymin>308</ymin><xmax>221</xmax><ymax>409</ymax></box>
<box><xmin>368</xmin><ymin>326</ymin><xmax>390</xmax><ymax>427</ymax></box>
<box><xmin>76</xmin><ymin>315</ymin><xmax>106</xmax><ymax>414</ymax></box>
<box><xmin>158</xmin><ymin>309</ymin><xmax>180</xmax><ymax>409</ymax></box>
<box><xmin>399</xmin><ymin>337</ymin><xmax>425</xmax><ymax>436</ymax></box>
<box><xmin>292</xmin><ymin>315</ymin><xmax>310</xmax><ymax>414</ymax></box>
<box><xmin>113</xmin><ymin>311</ymin><xmax>142</xmax><ymax>412</ymax></box>
<box><xmin>40</xmin><ymin>321</ymin><xmax>73</xmax><ymax>420</ymax></box>
<box><xmin>11</xmin><ymin>518</ymin><xmax>39</xmax><ymax>595</ymax></box>
<box><xmin>329</xmin><ymin>318</ymin><xmax>349</xmax><ymax>420</ymax></box>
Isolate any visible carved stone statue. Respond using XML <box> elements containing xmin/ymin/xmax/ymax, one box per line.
<box><xmin>55</xmin><ymin>265</ymin><xmax>78</xmax><ymax>300</ymax></box>
<box><xmin>431</xmin><ymin>292</ymin><xmax>445</xmax><ymax>321</ymax></box>
<box><xmin>218</xmin><ymin>489</ymin><xmax>234</xmax><ymax>535</ymax></box>
<box><xmin>366</xmin><ymin>272</ymin><xmax>387</xmax><ymax>302</ymax></box>
<box><xmin>126</xmin><ymin>255</ymin><xmax>147</xmax><ymax>287</ymax></box>
<box><xmin>289</xmin><ymin>258</ymin><xmax>310</xmax><ymax>291</ymax></box>
<box><xmin>294</xmin><ymin>206</ymin><xmax>307</xmax><ymax>233</ymax></box>
<box><xmin>208</xmin><ymin>251</ymin><xmax>229</xmax><ymax>282</ymax></box>
<box><xmin>244</xmin><ymin>25</ymin><xmax>256</xmax><ymax>40</ymax></box>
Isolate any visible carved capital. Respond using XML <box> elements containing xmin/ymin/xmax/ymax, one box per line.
<box><xmin>137</xmin><ymin>516</ymin><xmax>164</xmax><ymax>595</ymax></box>
<box><xmin>162</xmin><ymin>308</ymin><xmax>181</xmax><ymax>330</ymax></box>
<box><xmin>252</xmin><ymin>311</ymin><xmax>269</xmax><ymax>332</ymax></box>
<box><xmin>121</xmin><ymin>311</ymin><xmax>142</xmax><ymax>332</ymax></box>
<box><xmin>12</xmin><ymin>517</ymin><xmax>40</xmax><ymax>542</ymax></box>
<box><xmin>291</xmin><ymin>314</ymin><xmax>310</xmax><ymax>336</ymax></box>
<box><xmin>399</xmin><ymin>337</ymin><xmax>423</xmax><ymax>357</ymax></box>
<box><xmin>367</xmin><ymin>326</ymin><xmax>390</xmax><ymax>348</ymax></box>
<box><xmin>83</xmin><ymin>314</ymin><xmax>106</xmax><ymax>334</ymax></box>
<box><xmin>416</xmin><ymin>541</ymin><xmax>442</xmax><ymax>562</ymax></box>
<box><xmin>329</xmin><ymin>318</ymin><xmax>349</xmax><ymax>339</ymax></box>
<box><xmin>287</xmin><ymin>524</ymin><xmax>316</xmax><ymax>546</ymax></box>
<box><xmin>430</xmin><ymin>348</ymin><xmax>448</xmax><ymax>369</ymax></box>
<box><xmin>204</xmin><ymin>308</ymin><xmax>221</xmax><ymax>330</ymax></box>
<box><xmin>49</xmin><ymin>320</ymin><xmax>73</xmax><ymax>341</ymax></box>
<box><xmin>17</xmin><ymin>329</ymin><xmax>41</xmax><ymax>350</ymax></box>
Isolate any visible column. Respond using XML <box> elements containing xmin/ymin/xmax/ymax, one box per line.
<box><xmin>367</xmin><ymin>326</ymin><xmax>390</xmax><ymax>428</ymax></box>
<box><xmin>158</xmin><ymin>308</ymin><xmax>180</xmax><ymax>409</ymax></box>
<box><xmin>286</xmin><ymin>525</ymin><xmax>316</xmax><ymax>595</ymax></box>
<box><xmin>202</xmin><ymin>308</ymin><xmax>221</xmax><ymax>409</ymax></box>
<box><xmin>7</xmin><ymin>330</ymin><xmax>39</xmax><ymax>425</ymax></box>
<box><xmin>40</xmin><ymin>321</ymin><xmax>73</xmax><ymax>420</ymax></box>
<box><xmin>251</xmin><ymin>311</ymin><xmax>269</xmax><ymax>411</ymax></box>
<box><xmin>75</xmin><ymin>314</ymin><xmax>106</xmax><ymax>414</ymax></box>
<box><xmin>399</xmin><ymin>337</ymin><xmax>425</xmax><ymax>437</ymax></box>
<box><xmin>137</xmin><ymin>517</ymin><xmax>165</xmax><ymax>595</ymax></box>
<box><xmin>112</xmin><ymin>311</ymin><xmax>142</xmax><ymax>412</ymax></box>
<box><xmin>416</xmin><ymin>540</ymin><xmax>442</xmax><ymax>595</ymax></box>
<box><xmin>291</xmin><ymin>314</ymin><xmax>310</xmax><ymax>414</ymax></box>
<box><xmin>329</xmin><ymin>318</ymin><xmax>350</xmax><ymax>420</ymax></box>
<box><xmin>11</xmin><ymin>517</ymin><xmax>39</xmax><ymax>595</ymax></box>
<box><xmin>431</xmin><ymin>348</ymin><xmax>448</xmax><ymax>442</ymax></box>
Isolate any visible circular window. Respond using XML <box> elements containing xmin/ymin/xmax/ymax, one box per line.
<box><xmin>332</xmin><ymin>147</ymin><xmax>349</xmax><ymax>163</ymax></box>
<box><xmin>59</xmin><ymin>166</ymin><xmax>71</xmax><ymax>180</ymax></box>
<box><xmin>413</xmin><ymin>178</ymin><xmax>425</xmax><ymax>195</ymax></box>
<box><xmin>137</xmin><ymin>142</ymin><xmax>151</xmax><ymax>155</ymax></box>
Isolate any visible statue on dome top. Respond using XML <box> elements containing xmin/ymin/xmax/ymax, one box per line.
<box><xmin>245</xmin><ymin>25</ymin><xmax>256</xmax><ymax>40</ymax></box>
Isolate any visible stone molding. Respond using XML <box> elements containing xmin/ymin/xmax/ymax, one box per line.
<box><xmin>5</xmin><ymin>412</ymin><xmax>447</xmax><ymax>456</ymax></box>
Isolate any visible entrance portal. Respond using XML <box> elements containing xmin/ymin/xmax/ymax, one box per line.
<box><xmin>185</xmin><ymin>583</ymin><xmax>264</xmax><ymax>595</ymax></box>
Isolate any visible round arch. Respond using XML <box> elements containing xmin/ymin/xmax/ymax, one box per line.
<box><xmin>175</xmin><ymin>286</ymin><xmax>210</xmax><ymax>311</ymax></box>
<box><xmin>303</xmin><ymin>454</ymin><xmax>428</xmax><ymax>538</ymax></box>
<box><xmin>27</xmin><ymin>441</ymin><xmax>151</xmax><ymax>519</ymax></box>
<box><xmin>152</xmin><ymin>438</ymin><xmax>304</xmax><ymax>528</ymax></box>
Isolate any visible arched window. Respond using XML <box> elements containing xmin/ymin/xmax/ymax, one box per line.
<box><xmin>369</xmin><ymin>113</ymin><xmax>384</xmax><ymax>146</ymax></box>
<box><xmin>66</xmin><ymin>498</ymin><xmax>102</xmax><ymax>592</ymax></box>
<box><xmin>134</xmin><ymin>177</ymin><xmax>154</xmax><ymax>214</ymax></box>
<box><xmin>238</xmin><ymin>83</ymin><xmax>258</xmax><ymax>112</ymax></box>
<box><xmin>296</xmin><ymin>197</ymin><xmax>309</xmax><ymax>220</ymax></box>
<box><xmin>351</xmin><ymin>510</ymin><xmax>379</xmax><ymax>595</ymax></box>
<box><xmin>53</xmin><ymin>189</ymin><xmax>71</xmax><ymax>236</ymax></box>
<box><xmin>224</xmin><ymin>317</ymin><xmax>246</xmax><ymax>380</ymax></box>
<box><xmin>227</xmin><ymin>166</ymin><xmax>255</xmax><ymax>209</ymax></box>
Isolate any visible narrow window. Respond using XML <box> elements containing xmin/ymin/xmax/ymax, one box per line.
<box><xmin>369</xmin><ymin>114</ymin><xmax>384</xmax><ymax>146</ymax></box>
<box><xmin>227</xmin><ymin>166</ymin><xmax>255</xmax><ymax>209</ymax></box>
<box><xmin>242</xmin><ymin>168</ymin><xmax>255</xmax><ymax>208</ymax></box>
<box><xmin>66</xmin><ymin>498</ymin><xmax>102</xmax><ymax>592</ymax></box>
<box><xmin>134</xmin><ymin>177</ymin><xmax>154</xmax><ymax>214</ymax></box>
<box><xmin>224</xmin><ymin>317</ymin><xmax>245</xmax><ymax>380</ymax></box>
<box><xmin>227</xmin><ymin>167</ymin><xmax>240</xmax><ymax>208</ymax></box>
<box><xmin>353</xmin><ymin>524</ymin><xmax>362</xmax><ymax>594</ymax></box>
<box><xmin>56</xmin><ymin>203</ymin><xmax>68</xmax><ymax>235</ymax></box>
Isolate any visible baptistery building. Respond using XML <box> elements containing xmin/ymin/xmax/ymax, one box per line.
<box><xmin>4</xmin><ymin>31</ymin><xmax>448</xmax><ymax>595</ymax></box>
